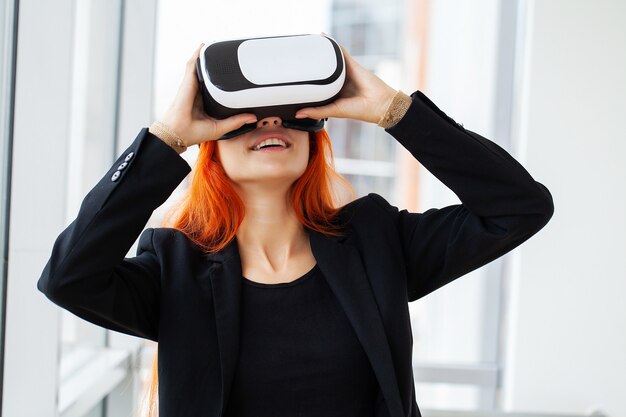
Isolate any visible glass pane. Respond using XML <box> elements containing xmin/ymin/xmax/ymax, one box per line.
<box><xmin>62</xmin><ymin>0</ymin><xmax>122</xmax><ymax>349</ymax></box>
<box><xmin>415</xmin><ymin>383</ymin><xmax>482</xmax><ymax>410</ymax></box>
<box><xmin>327</xmin><ymin>0</ymin><xmax>403</xmax><ymax>205</ymax></box>
<box><xmin>59</xmin><ymin>1</ymin><xmax>123</xmax><ymax>415</ymax></box>
<box><xmin>342</xmin><ymin>173</ymin><xmax>394</xmax><ymax>200</ymax></box>
<box><xmin>0</xmin><ymin>0</ymin><xmax>18</xmax><ymax>393</ymax></box>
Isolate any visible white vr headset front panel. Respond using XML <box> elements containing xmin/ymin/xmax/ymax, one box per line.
<box><xmin>199</xmin><ymin>34</ymin><xmax>345</xmax><ymax>110</ymax></box>
<box><xmin>238</xmin><ymin>35</ymin><xmax>336</xmax><ymax>84</ymax></box>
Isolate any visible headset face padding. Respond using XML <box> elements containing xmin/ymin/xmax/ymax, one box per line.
<box><xmin>217</xmin><ymin>117</ymin><xmax>328</xmax><ymax>140</ymax></box>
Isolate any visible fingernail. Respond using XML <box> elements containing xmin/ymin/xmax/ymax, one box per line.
<box><xmin>295</xmin><ymin>113</ymin><xmax>307</xmax><ymax>119</ymax></box>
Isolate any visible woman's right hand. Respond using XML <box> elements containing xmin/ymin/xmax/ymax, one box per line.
<box><xmin>155</xmin><ymin>43</ymin><xmax>258</xmax><ymax>149</ymax></box>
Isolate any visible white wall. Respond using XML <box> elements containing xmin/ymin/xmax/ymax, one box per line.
<box><xmin>503</xmin><ymin>1</ymin><xmax>626</xmax><ymax>416</ymax></box>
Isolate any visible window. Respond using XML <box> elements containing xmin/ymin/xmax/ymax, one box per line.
<box><xmin>6</xmin><ymin>1</ymin><xmax>160</xmax><ymax>416</ymax></box>
<box><xmin>0</xmin><ymin>0</ymin><xmax>17</xmax><ymax>408</ymax></box>
<box><xmin>328</xmin><ymin>0</ymin><xmax>404</xmax><ymax>200</ymax></box>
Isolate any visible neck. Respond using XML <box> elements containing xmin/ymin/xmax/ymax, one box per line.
<box><xmin>234</xmin><ymin>184</ymin><xmax>308</xmax><ymax>272</ymax></box>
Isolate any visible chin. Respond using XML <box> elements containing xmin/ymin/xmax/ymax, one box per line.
<box><xmin>231</xmin><ymin>172</ymin><xmax>303</xmax><ymax>186</ymax></box>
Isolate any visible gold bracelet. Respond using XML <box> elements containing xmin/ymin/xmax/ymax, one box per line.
<box><xmin>377</xmin><ymin>90</ymin><xmax>412</xmax><ymax>129</ymax></box>
<box><xmin>148</xmin><ymin>120</ymin><xmax>188</xmax><ymax>153</ymax></box>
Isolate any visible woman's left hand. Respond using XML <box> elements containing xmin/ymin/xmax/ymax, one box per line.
<box><xmin>294</xmin><ymin>40</ymin><xmax>398</xmax><ymax>124</ymax></box>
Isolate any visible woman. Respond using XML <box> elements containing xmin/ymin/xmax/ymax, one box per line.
<box><xmin>37</xmin><ymin>41</ymin><xmax>554</xmax><ymax>417</ymax></box>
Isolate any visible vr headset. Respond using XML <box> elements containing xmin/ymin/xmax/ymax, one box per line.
<box><xmin>195</xmin><ymin>33</ymin><xmax>346</xmax><ymax>140</ymax></box>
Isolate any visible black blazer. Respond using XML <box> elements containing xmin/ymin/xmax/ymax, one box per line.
<box><xmin>37</xmin><ymin>90</ymin><xmax>554</xmax><ymax>417</ymax></box>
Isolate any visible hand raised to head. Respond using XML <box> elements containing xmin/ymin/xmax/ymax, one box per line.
<box><xmin>157</xmin><ymin>43</ymin><xmax>258</xmax><ymax>148</ymax></box>
<box><xmin>294</xmin><ymin>40</ymin><xmax>397</xmax><ymax>124</ymax></box>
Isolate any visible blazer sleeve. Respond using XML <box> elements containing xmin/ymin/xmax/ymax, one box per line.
<box><xmin>36</xmin><ymin>128</ymin><xmax>192</xmax><ymax>342</ymax></box>
<box><xmin>368</xmin><ymin>90</ymin><xmax>554</xmax><ymax>302</ymax></box>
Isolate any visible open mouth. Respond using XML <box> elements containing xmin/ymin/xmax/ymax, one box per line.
<box><xmin>250</xmin><ymin>137</ymin><xmax>291</xmax><ymax>151</ymax></box>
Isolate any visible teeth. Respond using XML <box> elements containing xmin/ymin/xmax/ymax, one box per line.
<box><xmin>253</xmin><ymin>138</ymin><xmax>288</xmax><ymax>150</ymax></box>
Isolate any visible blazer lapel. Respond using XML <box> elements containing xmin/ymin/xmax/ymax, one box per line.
<box><xmin>308</xmin><ymin>228</ymin><xmax>405</xmax><ymax>417</ymax></box>
<box><xmin>205</xmin><ymin>238</ymin><xmax>242</xmax><ymax>416</ymax></box>
<box><xmin>206</xmin><ymin>229</ymin><xmax>405</xmax><ymax>417</ymax></box>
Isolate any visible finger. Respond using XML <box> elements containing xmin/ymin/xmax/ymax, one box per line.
<box><xmin>337</xmin><ymin>44</ymin><xmax>352</xmax><ymax>63</ymax></box>
<box><xmin>191</xmin><ymin>42</ymin><xmax>204</xmax><ymax>59</ymax></box>
<box><xmin>184</xmin><ymin>43</ymin><xmax>204</xmax><ymax>85</ymax></box>
<box><xmin>173</xmin><ymin>43</ymin><xmax>205</xmax><ymax>111</ymax></box>
<box><xmin>208</xmin><ymin>113</ymin><xmax>258</xmax><ymax>139</ymax></box>
<box><xmin>339</xmin><ymin>45</ymin><xmax>365</xmax><ymax>76</ymax></box>
<box><xmin>295</xmin><ymin>102</ymin><xmax>339</xmax><ymax>120</ymax></box>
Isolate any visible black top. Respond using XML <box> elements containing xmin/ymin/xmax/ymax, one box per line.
<box><xmin>223</xmin><ymin>264</ymin><xmax>379</xmax><ymax>417</ymax></box>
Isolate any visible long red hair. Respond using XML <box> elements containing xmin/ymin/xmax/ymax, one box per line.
<box><xmin>137</xmin><ymin>128</ymin><xmax>355</xmax><ymax>416</ymax></box>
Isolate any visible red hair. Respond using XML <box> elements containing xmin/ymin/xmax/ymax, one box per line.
<box><xmin>138</xmin><ymin>128</ymin><xmax>354</xmax><ymax>416</ymax></box>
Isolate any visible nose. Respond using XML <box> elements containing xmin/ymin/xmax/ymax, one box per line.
<box><xmin>256</xmin><ymin>116</ymin><xmax>282</xmax><ymax>128</ymax></box>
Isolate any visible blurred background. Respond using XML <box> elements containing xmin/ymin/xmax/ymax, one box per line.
<box><xmin>1</xmin><ymin>0</ymin><xmax>624</xmax><ymax>416</ymax></box>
